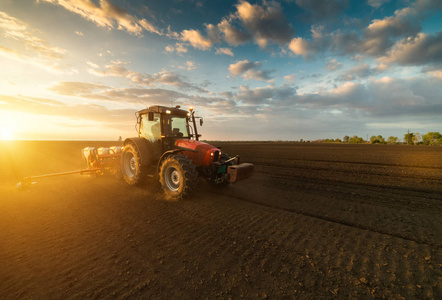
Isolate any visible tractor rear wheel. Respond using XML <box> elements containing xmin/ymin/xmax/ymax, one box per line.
<box><xmin>160</xmin><ymin>155</ymin><xmax>198</xmax><ymax>200</ymax></box>
<box><xmin>121</xmin><ymin>143</ymin><xmax>147</xmax><ymax>185</ymax></box>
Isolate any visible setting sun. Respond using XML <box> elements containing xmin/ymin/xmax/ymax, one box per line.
<box><xmin>0</xmin><ymin>110</ymin><xmax>18</xmax><ymax>140</ymax></box>
<box><xmin>1</xmin><ymin>127</ymin><xmax>14</xmax><ymax>140</ymax></box>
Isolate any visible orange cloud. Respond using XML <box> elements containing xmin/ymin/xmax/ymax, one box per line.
<box><xmin>215</xmin><ymin>47</ymin><xmax>234</xmax><ymax>56</ymax></box>
<box><xmin>0</xmin><ymin>12</ymin><xmax>68</xmax><ymax>71</ymax></box>
<box><xmin>180</xmin><ymin>29</ymin><xmax>213</xmax><ymax>50</ymax></box>
<box><xmin>228</xmin><ymin>60</ymin><xmax>272</xmax><ymax>81</ymax></box>
<box><xmin>288</xmin><ymin>37</ymin><xmax>314</xmax><ymax>58</ymax></box>
<box><xmin>377</xmin><ymin>32</ymin><xmax>442</xmax><ymax>66</ymax></box>
<box><xmin>39</xmin><ymin>0</ymin><xmax>161</xmax><ymax>35</ymax></box>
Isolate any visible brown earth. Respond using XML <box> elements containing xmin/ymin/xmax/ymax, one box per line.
<box><xmin>0</xmin><ymin>141</ymin><xmax>441</xmax><ymax>299</ymax></box>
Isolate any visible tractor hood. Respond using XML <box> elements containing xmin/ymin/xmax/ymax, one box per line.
<box><xmin>175</xmin><ymin>139</ymin><xmax>220</xmax><ymax>166</ymax></box>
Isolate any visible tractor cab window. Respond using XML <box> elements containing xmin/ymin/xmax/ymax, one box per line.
<box><xmin>162</xmin><ymin>115</ymin><xmax>189</xmax><ymax>138</ymax></box>
<box><xmin>140</xmin><ymin>113</ymin><xmax>161</xmax><ymax>142</ymax></box>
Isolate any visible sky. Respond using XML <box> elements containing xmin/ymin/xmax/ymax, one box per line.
<box><xmin>0</xmin><ymin>0</ymin><xmax>441</xmax><ymax>141</ymax></box>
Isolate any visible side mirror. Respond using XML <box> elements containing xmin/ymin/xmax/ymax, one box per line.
<box><xmin>148</xmin><ymin>112</ymin><xmax>154</xmax><ymax>121</ymax></box>
<box><xmin>200</xmin><ymin>118</ymin><xmax>203</xmax><ymax>126</ymax></box>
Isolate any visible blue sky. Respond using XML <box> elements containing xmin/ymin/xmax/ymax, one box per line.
<box><xmin>0</xmin><ymin>0</ymin><xmax>441</xmax><ymax>140</ymax></box>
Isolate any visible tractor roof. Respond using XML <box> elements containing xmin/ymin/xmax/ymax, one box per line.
<box><xmin>137</xmin><ymin>105</ymin><xmax>189</xmax><ymax>117</ymax></box>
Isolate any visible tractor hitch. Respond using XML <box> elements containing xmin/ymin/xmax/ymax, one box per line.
<box><xmin>17</xmin><ymin>169</ymin><xmax>101</xmax><ymax>190</ymax></box>
<box><xmin>222</xmin><ymin>155</ymin><xmax>239</xmax><ymax>165</ymax></box>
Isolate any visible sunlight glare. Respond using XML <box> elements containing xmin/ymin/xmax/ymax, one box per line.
<box><xmin>1</xmin><ymin>127</ymin><xmax>14</xmax><ymax>140</ymax></box>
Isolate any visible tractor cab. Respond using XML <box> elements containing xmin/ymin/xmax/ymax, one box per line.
<box><xmin>136</xmin><ymin>105</ymin><xmax>202</xmax><ymax>153</ymax></box>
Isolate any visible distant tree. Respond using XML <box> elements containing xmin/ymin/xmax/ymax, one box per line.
<box><xmin>387</xmin><ymin>136</ymin><xmax>398</xmax><ymax>144</ymax></box>
<box><xmin>350</xmin><ymin>135</ymin><xmax>364</xmax><ymax>144</ymax></box>
<box><xmin>412</xmin><ymin>133</ymin><xmax>421</xmax><ymax>145</ymax></box>
<box><xmin>335</xmin><ymin>138</ymin><xmax>342</xmax><ymax>143</ymax></box>
<box><xmin>377</xmin><ymin>135</ymin><xmax>385</xmax><ymax>144</ymax></box>
<box><xmin>343</xmin><ymin>135</ymin><xmax>350</xmax><ymax>143</ymax></box>
<box><xmin>350</xmin><ymin>136</ymin><xmax>356</xmax><ymax>143</ymax></box>
<box><xmin>369</xmin><ymin>135</ymin><xmax>385</xmax><ymax>144</ymax></box>
<box><xmin>404</xmin><ymin>132</ymin><xmax>414</xmax><ymax>145</ymax></box>
<box><xmin>422</xmin><ymin>132</ymin><xmax>442</xmax><ymax>145</ymax></box>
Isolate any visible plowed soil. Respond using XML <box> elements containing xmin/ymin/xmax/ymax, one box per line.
<box><xmin>1</xmin><ymin>141</ymin><xmax>441</xmax><ymax>299</ymax></box>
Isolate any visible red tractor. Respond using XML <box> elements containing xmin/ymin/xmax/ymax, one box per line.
<box><xmin>17</xmin><ymin>105</ymin><xmax>253</xmax><ymax>199</ymax></box>
<box><xmin>119</xmin><ymin>105</ymin><xmax>253</xmax><ymax>199</ymax></box>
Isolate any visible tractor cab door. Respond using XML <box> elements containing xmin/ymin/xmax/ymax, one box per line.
<box><xmin>161</xmin><ymin>114</ymin><xmax>190</xmax><ymax>152</ymax></box>
<box><xmin>139</xmin><ymin>113</ymin><xmax>162</xmax><ymax>160</ymax></box>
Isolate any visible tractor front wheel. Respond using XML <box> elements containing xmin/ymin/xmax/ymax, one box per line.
<box><xmin>160</xmin><ymin>155</ymin><xmax>198</xmax><ymax>200</ymax></box>
<box><xmin>121</xmin><ymin>143</ymin><xmax>147</xmax><ymax>185</ymax></box>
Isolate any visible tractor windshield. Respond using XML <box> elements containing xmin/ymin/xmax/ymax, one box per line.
<box><xmin>163</xmin><ymin>115</ymin><xmax>189</xmax><ymax>138</ymax></box>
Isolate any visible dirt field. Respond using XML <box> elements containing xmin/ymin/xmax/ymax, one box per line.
<box><xmin>1</xmin><ymin>141</ymin><xmax>441</xmax><ymax>299</ymax></box>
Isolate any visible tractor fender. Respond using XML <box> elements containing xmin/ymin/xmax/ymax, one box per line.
<box><xmin>123</xmin><ymin>137</ymin><xmax>153</xmax><ymax>166</ymax></box>
<box><xmin>157</xmin><ymin>149</ymin><xmax>183</xmax><ymax>173</ymax></box>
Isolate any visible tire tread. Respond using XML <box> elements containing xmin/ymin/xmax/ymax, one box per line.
<box><xmin>160</xmin><ymin>154</ymin><xmax>199</xmax><ymax>200</ymax></box>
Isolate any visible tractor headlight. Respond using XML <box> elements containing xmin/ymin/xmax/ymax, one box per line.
<box><xmin>166</xmin><ymin>110</ymin><xmax>171</xmax><ymax>114</ymax></box>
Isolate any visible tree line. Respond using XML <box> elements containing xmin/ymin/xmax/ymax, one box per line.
<box><xmin>322</xmin><ymin>132</ymin><xmax>442</xmax><ymax>145</ymax></box>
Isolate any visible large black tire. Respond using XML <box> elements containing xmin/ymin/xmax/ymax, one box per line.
<box><xmin>121</xmin><ymin>143</ymin><xmax>147</xmax><ymax>185</ymax></box>
<box><xmin>159</xmin><ymin>155</ymin><xmax>198</xmax><ymax>200</ymax></box>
